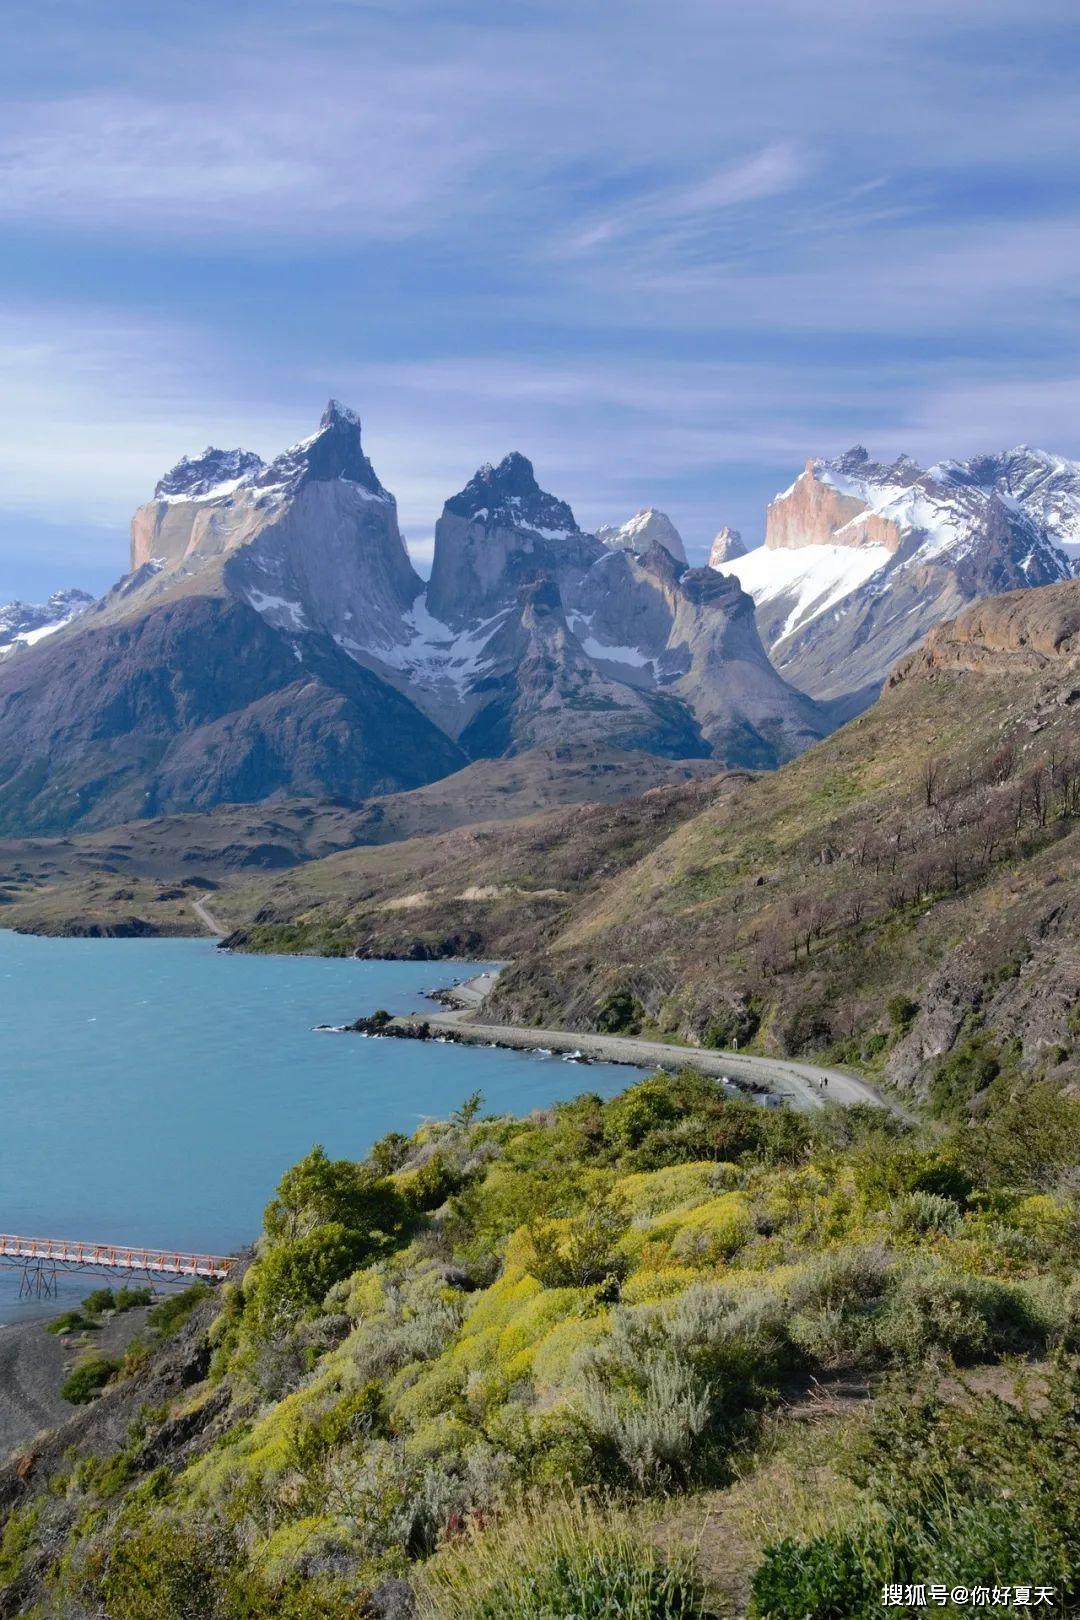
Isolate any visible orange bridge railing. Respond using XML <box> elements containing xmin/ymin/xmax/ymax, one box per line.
<box><xmin>0</xmin><ymin>1232</ymin><xmax>233</xmax><ymax>1281</ymax></box>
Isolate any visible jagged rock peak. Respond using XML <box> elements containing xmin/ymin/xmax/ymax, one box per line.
<box><xmin>597</xmin><ymin>508</ymin><xmax>687</xmax><ymax>564</ymax></box>
<box><xmin>444</xmin><ymin>453</ymin><xmax>580</xmax><ymax>537</ymax></box>
<box><xmin>254</xmin><ymin>399</ymin><xmax>390</xmax><ymax>499</ymax></box>
<box><xmin>709</xmin><ymin>526</ymin><xmax>747</xmax><ymax>567</ymax></box>
<box><xmin>155</xmin><ymin>447</ymin><xmax>265</xmax><ymax>501</ymax></box>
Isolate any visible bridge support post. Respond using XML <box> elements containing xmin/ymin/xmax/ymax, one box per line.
<box><xmin>18</xmin><ymin>1260</ymin><xmax>59</xmax><ymax>1300</ymax></box>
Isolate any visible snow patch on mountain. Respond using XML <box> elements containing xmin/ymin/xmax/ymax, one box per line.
<box><xmin>375</xmin><ymin>598</ymin><xmax>511</xmax><ymax>697</ymax></box>
<box><xmin>722</xmin><ymin>542</ymin><xmax>893</xmax><ymax>640</ymax></box>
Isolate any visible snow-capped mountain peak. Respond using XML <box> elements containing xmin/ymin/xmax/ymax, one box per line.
<box><xmin>443</xmin><ymin>452</ymin><xmax>580</xmax><ymax>539</ymax></box>
<box><xmin>252</xmin><ymin>399</ymin><xmax>390</xmax><ymax>500</ymax></box>
<box><xmin>0</xmin><ymin>587</ymin><xmax>94</xmax><ymax>658</ymax></box>
<box><xmin>718</xmin><ymin>442</ymin><xmax>1077</xmax><ymax>709</ymax></box>
<box><xmin>597</xmin><ymin>508</ymin><xmax>688</xmax><ymax>564</ymax></box>
<box><xmin>154</xmin><ymin>447</ymin><xmax>265</xmax><ymax>504</ymax></box>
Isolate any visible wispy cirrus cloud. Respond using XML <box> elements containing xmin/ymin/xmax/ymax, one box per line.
<box><xmin>563</xmin><ymin>143</ymin><xmax>807</xmax><ymax>255</ymax></box>
<box><xmin>2</xmin><ymin>0</ymin><xmax>1080</xmax><ymax>598</ymax></box>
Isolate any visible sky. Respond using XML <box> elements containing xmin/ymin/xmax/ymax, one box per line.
<box><xmin>2</xmin><ymin>0</ymin><xmax>1080</xmax><ymax>599</ymax></box>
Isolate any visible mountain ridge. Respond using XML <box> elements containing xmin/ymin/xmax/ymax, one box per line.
<box><xmin>719</xmin><ymin>443</ymin><xmax>1077</xmax><ymax>708</ymax></box>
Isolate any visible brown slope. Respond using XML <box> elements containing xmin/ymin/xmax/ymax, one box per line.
<box><xmin>220</xmin><ymin>772</ymin><xmax>745</xmax><ymax>960</ymax></box>
<box><xmin>0</xmin><ymin>749</ymin><xmax>719</xmax><ymax>936</ymax></box>
<box><xmin>0</xmin><ymin>595</ymin><xmax>465</xmax><ymax>834</ymax></box>
<box><xmin>484</xmin><ymin>580</ymin><xmax>1080</xmax><ymax>1103</ymax></box>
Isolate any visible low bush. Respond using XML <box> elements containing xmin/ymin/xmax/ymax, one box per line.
<box><xmin>61</xmin><ymin>1354</ymin><xmax>121</xmax><ymax>1404</ymax></box>
<box><xmin>750</xmin><ymin>1355</ymin><xmax>1080</xmax><ymax>1619</ymax></box>
<box><xmin>929</xmin><ymin>1035</ymin><xmax>1002</xmax><ymax>1119</ymax></box>
<box><xmin>46</xmin><ymin>1309</ymin><xmax>94</xmax><ymax>1336</ymax></box>
<box><xmin>417</xmin><ymin>1494</ymin><xmax>719</xmax><ymax>1618</ymax></box>
<box><xmin>146</xmin><ymin>1281</ymin><xmax>211</xmax><ymax>1340</ymax></box>
<box><xmin>115</xmin><ymin>1285</ymin><xmax>153</xmax><ymax>1311</ymax></box>
<box><xmin>879</xmin><ymin>1268</ymin><xmax>1049</xmax><ymax>1366</ymax></box>
<box><xmin>82</xmin><ymin>1287</ymin><xmax>117</xmax><ymax>1316</ymax></box>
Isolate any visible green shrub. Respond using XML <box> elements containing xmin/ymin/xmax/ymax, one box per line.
<box><xmin>577</xmin><ymin>1285</ymin><xmax>791</xmax><ymax>1485</ymax></box>
<box><xmin>886</xmin><ymin>994</ymin><xmax>919</xmax><ymax>1035</ymax></box>
<box><xmin>894</xmin><ymin>1190</ymin><xmax>963</xmax><ymax>1236</ymax></box>
<box><xmin>263</xmin><ymin>1143</ymin><xmax>406</xmax><ymax>1245</ymax></box>
<box><xmin>594</xmin><ymin>987</ymin><xmax>644</xmax><ymax>1035</ymax></box>
<box><xmin>249</xmin><ymin>1224</ymin><xmax>372</xmax><ymax>1337</ymax></box>
<box><xmin>115</xmin><ymin>1285</ymin><xmax>153</xmax><ymax>1311</ymax></box>
<box><xmin>929</xmin><ymin>1036</ymin><xmax>1001</xmax><ymax>1118</ymax></box>
<box><xmin>369</xmin><ymin>1129</ymin><xmax>410</xmax><ymax>1175</ymax></box>
<box><xmin>46</xmin><ymin>1309</ymin><xmax>94</xmax><ymax>1336</ymax></box>
<box><xmin>146</xmin><ymin>1281</ymin><xmax>211</xmax><ymax>1339</ymax></box>
<box><xmin>61</xmin><ymin>1354</ymin><xmax>121</xmax><ymax>1404</ymax></box>
<box><xmin>81</xmin><ymin>1287</ymin><xmax>116</xmax><ymax>1316</ymax></box>
<box><xmin>97</xmin><ymin>1506</ymin><xmax>244</xmax><ymax>1620</ymax></box>
<box><xmin>880</xmin><ymin>1269</ymin><xmax>1048</xmax><ymax>1365</ymax></box>
<box><xmin>751</xmin><ymin>1357</ymin><xmax>1080</xmax><ymax>1618</ymax></box>
<box><xmin>527</xmin><ymin>1186</ymin><xmax>628</xmax><ymax>1291</ymax></box>
<box><xmin>418</xmin><ymin>1495</ymin><xmax>719</xmax><ymax>1618</ymax></box>
<box><xmin>604</xmin><ymin>1076</ymin><xmax>684</xmax><ymax>1149</ymax></box>
<box><xmin>957</xmin><ymin>1084</ymin><xmax>1080</xmax><ymax>1190</ymax></box>
<box><xmin>750</xmin><ymin>1530</ymin><xmax>884</xmax><ymax>1619</ymax></box>
<box><xmin>0</xmin><ymin>1500</ymin><xmax>41</xmax><ymax>1586</ymax></box>
<box><xmin>402</xmin><ymin>1150</ymin><xmax>462</xmax><ymax>1214</ymax></box>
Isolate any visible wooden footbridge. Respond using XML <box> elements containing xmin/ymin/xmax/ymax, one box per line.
<box><xmin>0</xmin><ymin>1233</ymin><xmax>233</xmax><ymax>1299</ymax></box>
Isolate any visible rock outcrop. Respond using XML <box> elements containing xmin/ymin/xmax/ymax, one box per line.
<box><xmin>890</xmin><ymin>577</ymin><xmax>1080</xmax><ymax>683</ymax></box>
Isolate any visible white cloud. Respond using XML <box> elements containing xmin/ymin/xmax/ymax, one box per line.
<box><xmin>562</xmin><ymin>144</ymin><xmax>807</xmax><ymax>256</ymax></box>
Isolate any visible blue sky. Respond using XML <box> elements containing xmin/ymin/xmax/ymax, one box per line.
<box><xmin>2</xmin><ymin>0</ymin><xmax>1080</xmax><ymax>598</ymax></box>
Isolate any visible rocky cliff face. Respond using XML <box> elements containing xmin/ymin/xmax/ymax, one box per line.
<box><xmin>719</xmin><ymin>444</ymin><xmax>1076</xmax><ymax>710</ymax></box>
<box><xmin>419</xmin><ymin>459</ymin><xmax>831</xmax><ymax>766</ymax></box>
<box><xmin>128</xmin><ymin>401</ymin><xmax>421</xmax><ymax>657</ymax></box>
<box><xmin>890</xmin><ymin>577</ymin><xmax>1080</xmax><ymax>683</ymax></box>
<box><xmin>764</xmin><ymin>452</ymin><xmax>908</xmax><ymax>553</ymax></box>
<box><xmin>596</xmin><ymin>508</ymin><xmax>688</xmax><ymax>564</ymax></box>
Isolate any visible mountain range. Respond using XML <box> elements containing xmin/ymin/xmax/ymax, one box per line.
<box><xmin>0</xmin><ymin>403</ymin><xmax>827</xmax><ymax>834</ymax></box>
<box><xmin>3</xmin><ymin>410</ymin><xmax>1080</xmax><ymax>838</ymax></box>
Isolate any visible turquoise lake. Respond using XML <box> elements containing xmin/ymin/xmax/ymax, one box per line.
<box><xmin>0</xmin><ymin>932</ymin><xmax>642</xmax><ymax>1320</ymax></box>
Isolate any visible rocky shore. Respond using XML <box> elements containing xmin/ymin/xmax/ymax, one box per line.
<box><xmin>0</xmin><ymin>1306</ymin><xmax>150</xmax><ymax>1457</ymax></box>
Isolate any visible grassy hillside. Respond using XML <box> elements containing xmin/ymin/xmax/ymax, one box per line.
<box><xmin>3</xmin><ymin>1071</ymin><xmax>1077</xmax><ymax>1618</ymax></box>
<box><xmin>0</xmin><ymin>750</ymin><xmax>717</xmax><ymax>940</ymax></box>
<box><xmin>488</xmin><ymin>582</ymin><xmax>1080</xmax><ymax>1105</ymax></box>
<box><xmin>219</xmin><ymin>774</ymin><xmax>740</xmax><ymax>960</ymax></box>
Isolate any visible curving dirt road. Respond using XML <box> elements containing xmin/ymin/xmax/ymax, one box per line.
<box><xmin>190</xmin><ymin>894</ymin><xmax>226</xmax><ymax>937</ymax></box>
<box><xmin>397</xmin><ymin>973</ymin><xmax>906</xmax><ymax>1118</ymax></box>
